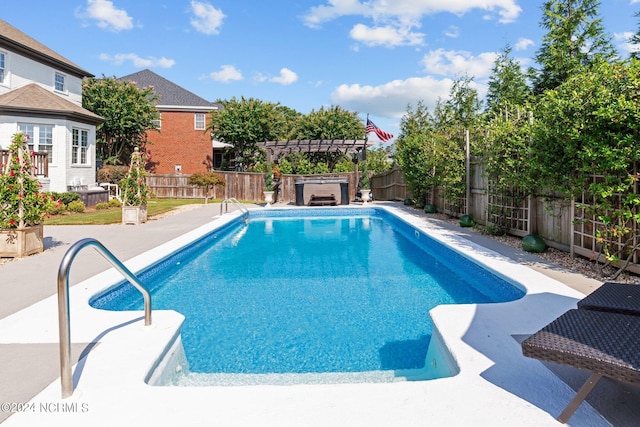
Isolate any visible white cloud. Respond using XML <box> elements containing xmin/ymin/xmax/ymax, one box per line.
<box><xmin>444</xmin><ymin>25</ymin><xmax>460</xmax><ymax>38</ymax></box>
<box><xmin>332</xmin><ymin>76</ymin><xmax>454</xmax><ymax>118</ymax></box>
<box><xmin>302</xmin><ymin>0</ymin><xmax>522</xmax><ymax>29</ymax></box>
<box><xmin>77</xmin><ymin>0</ymin><xmax>133</xmax><ymax>32</ymax></box>
<box><xmin>421</xmin><ymin>48</ymin><xmax>497</xmax><ymax>79</ymax></box>
<box><xmin>190</xmin><ymin>0</ymin><xmax>225</xmax><ymax>35</ymax></box>
<box><xmin>350</xmin><ymin>23</ymin><xmax>424</xmax><ymax>47</ymax></box>
<box><xmin>99</xmin><ymin>53</ymin><xmax>175</xmax><ymax>68</ymax></box>
<box><xmin>255</xmin><ymin>68</ymin><xmax>299</xmax><ymax>85</ymax></box>
<box><xmin>614</xmin><ymin>31</ymin><xmax>638</xmax><ymax>55</ymax></box>
<box><xmin>514</xmin><ymin>37</ymin><xmax>534</xmax><ymax>51</ymax></box>
<box><xmin>270</xmin><ymin>68</ymin><xmax>298</xmax><ymax>85</ymax></box>
<box><xmin>209</xmin><ymin>65</ymin><xmax>243</xmax><ymax>82</ymax></box>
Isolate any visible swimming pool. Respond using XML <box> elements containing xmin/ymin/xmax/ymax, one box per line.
<box><xmin>90</xmin><ymin>207</ymin><xmax>524</xmax><ymax>385</ymax></box>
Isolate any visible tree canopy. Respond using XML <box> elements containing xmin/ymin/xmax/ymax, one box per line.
<box><xmin>82</xmin><ymin>76</ymin><xmax>159</xmax><ymax>165</ymax></box>
<box><xmin>209</xmin><ymin>97</ymin><xmax>285</xmax><ymax>170</ymax></box>
<box><xmin>529</xmin><ymin>0</ymin><xmax>616</xmax><ymax>95</ymax></box>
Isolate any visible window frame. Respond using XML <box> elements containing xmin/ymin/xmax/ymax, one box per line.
<box><xmin>0</xmin><ymin>51</ymin><xmax>6</xmax><ymax>86</ymax></box>
<box><xmin>54</xmin><ymin>72</ymin><xmax>66</xmax><ymax>93</ymax></box>
<box><xmin>18</xmin><ymin>123</ymin><xmax>55</xmax><ymax>165</ymax></box>
<box><xmin>194</xmin><ymin>113</ymin><xmax>206</xmax><ymax>130</ymax></box>
<box><xmin>71</xmin><ymin>128</ymin><xmax>89</xmax><ymax>166</ymax></box>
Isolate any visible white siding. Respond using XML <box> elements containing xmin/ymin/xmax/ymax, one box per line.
<box><xmin>0</xmin><ymin>50</ymin><xmax>83</xmax><ymax>105</ymax></box>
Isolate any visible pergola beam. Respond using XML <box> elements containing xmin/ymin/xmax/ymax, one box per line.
<box><xmin>259</xmin><ymin>139</ymin><xmax>370</xmax><ymax>161</ymax></box>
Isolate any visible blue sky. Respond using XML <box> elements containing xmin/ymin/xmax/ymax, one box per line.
<box><xmin>4</xmin><ymin>0</ymin><xmax>639</xmax><ymax>143</ymax></box>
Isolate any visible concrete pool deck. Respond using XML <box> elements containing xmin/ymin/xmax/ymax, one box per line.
<box><xmin>0</xmin><ymin>202</ymin><xmax>638</xmax><ymax>426</ymax></box>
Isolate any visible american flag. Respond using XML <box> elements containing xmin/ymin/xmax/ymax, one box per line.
<box><xmin>366</xmin><ymin>119</ymin><xmax>393</xmax><ymax>142</ymax></box>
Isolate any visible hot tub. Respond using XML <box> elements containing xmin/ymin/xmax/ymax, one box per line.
<box><xmin>294</xmin><ymin>177</ymin><xmax>349</xmax><ymax>206</ymax></box>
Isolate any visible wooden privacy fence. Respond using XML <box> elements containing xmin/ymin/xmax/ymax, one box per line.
<box><xmin>147</xmin><ymin>171</ymin><xmax>359</xmax><ymax>204</ymax></box>
<box><xmin>370</xmin><ymin>167</ymin><xmax>407</xmax><ymax>201</ymax></box>
<box><xmin>373</xmin><ymin>158</ymin><xmax>573</xmax><ymax>250</ymax></box>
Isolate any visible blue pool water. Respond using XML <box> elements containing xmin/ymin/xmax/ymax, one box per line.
<box><xmin>91</xmin><ymin>208</ymin><xmax>523</xmax><ymax>382</ymax></box>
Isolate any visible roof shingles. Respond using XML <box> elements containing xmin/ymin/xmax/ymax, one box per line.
<box><xmin>119</xmin><ymin>69</ymin><xmax>221</xmax><ymax>109</ymax></box>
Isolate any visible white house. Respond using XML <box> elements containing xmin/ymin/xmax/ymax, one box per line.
<box><xmin>0</xmin><ymin>19</ymin><xmax>102</xmax><ymax>193</ymax></box>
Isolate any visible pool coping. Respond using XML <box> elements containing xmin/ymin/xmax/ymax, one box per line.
<box><xmin>0</xmin><ymin>205</ymin><xmax>610</xmax><ymax>426</ymax></box>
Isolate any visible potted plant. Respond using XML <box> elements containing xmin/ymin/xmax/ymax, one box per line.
<box><xmin>0</xmin><ymin>132</ymin><xmax>56</xmax><ymax>257</ymax></box>
<box><xmin>360</xmin><ymin>171</ymin><xmax>372</xmax><ymax>204</ymax></box>
<box><xmin>263</xmin><ymin>162</ymin><xmax>275</xmax><ymax>207</ymax></box>
<box><xmin>120</xmin><ymin>147</ymin><xmax>149</xmax><ymax>225</ymax></box>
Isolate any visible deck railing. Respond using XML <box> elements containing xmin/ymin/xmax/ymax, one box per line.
<box><xmin>0</xmin><ymin>149</ymin><xmax>49</xmax><ymax>176</ymax></box>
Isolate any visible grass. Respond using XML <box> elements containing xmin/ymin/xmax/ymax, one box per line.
<box><xmin>44</xmin><ymin>198</ymin><xmax>207</xmax><ymax>225</ymax></box>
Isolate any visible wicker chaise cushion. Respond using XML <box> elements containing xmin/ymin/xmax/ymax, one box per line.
<box><xmin>577</xmin><ymin>282</ymin><xmax>640</xmax><ymax>316</ymax></box>
<box><xmin>522</xmin><ymin>309</ymin><xmax>640</xmax><ymax>384</ymax></box>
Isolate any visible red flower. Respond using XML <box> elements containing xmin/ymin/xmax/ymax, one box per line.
<box><xmin>9</xmin><ymin>219</ymin><xmax>16</xmax><ymax>225</ymax></box>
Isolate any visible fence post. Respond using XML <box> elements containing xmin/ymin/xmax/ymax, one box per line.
<box><xmin>465</xmin><ymin>129</ymin><xmax>470</xmax><ymax>215</ymax></box>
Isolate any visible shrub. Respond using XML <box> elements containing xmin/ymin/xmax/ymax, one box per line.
<box><xmin>95</xmin><ymin>202</ymin><xmax>110</xmax><ymax>210</ymax></box>
<box><xmin>58</xmin><ymin>191</ymin><xmax>80</xmax><ymax>206</ymax></box>
<box><xmin>97</xmin><ymin>165</ymin><xmax>129</xmax><ymax>184</ymax></box>
<box><xmin>108</xmin><ymin>198</ymin><xmax>121</xmax><ymax>207</ymax></box>
<box><xmin>66</xmin><ymin>200</ymin><xmax>85</xmax><ymax>213</ymax></box>
<box><xmin>48</xmin><ymin>202</ymin><xmax>66</xmax><ymax>216</ymax></box>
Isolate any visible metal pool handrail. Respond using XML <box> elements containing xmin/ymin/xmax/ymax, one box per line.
<box><xmin>57</xmin><ymin>237</ymin><xmax>152</xmax><ymax>398</ymax></box>
<box><xmin>219</xmin><ymin>197</ymin><xmax>249</xmax><ymax>222</ymax></box>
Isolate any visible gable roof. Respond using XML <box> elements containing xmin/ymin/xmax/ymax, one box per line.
<box><xmin>0</xmin><ymin>83</ymin><xmax>103</xmax><ymax>125</ymax></box>
<box><xmin>118</xmin><ymin>69</ymin><xmax>221</xmax><ymax>111</ymax></box>
<box><xmin>0</xmin><ymin>19</ymin><xmax>93</xmax><ymax>78</ymax></box>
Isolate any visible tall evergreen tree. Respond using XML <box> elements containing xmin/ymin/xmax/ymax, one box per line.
<box><xmin>530</xmin><ymin>0</ymin><xmax>616</xmax><ymax>95</ymax></box>
<box><xmin>486</xmin><ymin>45</ymin><xmax>531</xmax><ymax>113</ymax></box>
<box><xmin>630</xmin><ymin>11</ymin><xmax>640</xmax><ymax>59</ymax></box>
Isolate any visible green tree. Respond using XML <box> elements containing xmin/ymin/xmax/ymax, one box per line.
<box><xmin>529</xmin><ymin>0</ymin><xmax>616</xmax><ymax>95</ymax></box>
<box><xmin>630</xmin><ymin>11</ymin><xmax>640</xmax><ymax>60</ymax></box>
<box><xmin>531</xmin><ymin>59</ymin><xmax>640</xmax><ymax>274</ymax></box>
<box><xmin>436</xmin><ymin>76</ymin><xmax>482</xmax><ymax>209</ymax></box>
<box><xmin>82</xmin><ymin>76</ymin><xmax>160</xmax><ymax>165</ymax></box>
<box><xmin>395</xmin><ymin>101</ymin><xmax>439</xmax><ymax>206</ymax></box>
<box><xmin>209</xmin><ymin>97</ymin><xmax>285</xmax><ymax>171</ymax></box>
<box><xmin>188</xmin><ymin>172</ymin><xmax>226</xmax><ymax>204</ymax></box>
<box><xmin>288</xmin><ymin>105</ymin><xmax>365</xmax><ymax>172</ymax></box>
<box><xmin>486</xmin><ymin>45</ymin><xmax>532</xmax><ymax>113</ymax></box>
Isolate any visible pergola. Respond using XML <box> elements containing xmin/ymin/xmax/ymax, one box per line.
<box><xmin>259</xmin><ymin>139</ymin><xmax>371</xmax><ymax>162</ymax></box>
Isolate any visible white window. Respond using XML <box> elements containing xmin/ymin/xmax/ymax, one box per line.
<box><xmin>72</xmin><ymin>128</ymin><xmax>89</xmax><ymax>165</ymax></box>
<box><xmin>39</xmin><ymin>126</ymin><xmax>54</xmax><ymax>163</ymax></box>
<box><xmin>152</xmin><ymin>113</ymin><xmax>162</xmax><ymax>130</ymax></box>
<box><xmin>194</xmin><ymin>113</ymin><xmax>206</xmax><ymax>130</ymax></box>
<box><xmin>18</xmin><ymin>124</ymin><xmax>35</xmax><ymax>151</ymax></box>
<box><xmin>18</xmin><ymin>124</ymin><xmax>54</xmax><ymax>165</ymax></box>
<box><xmin>54</xmin><ymin>72</ymin><xmax>65</xmax><ymax>92</ymax></box>
<box><xmin>0</xmin><ymin>52</ymin><xmax>6</xmax><ymax>85</ymax></box>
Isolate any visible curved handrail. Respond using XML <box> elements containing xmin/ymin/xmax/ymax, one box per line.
<box><xmin>57</xmin><ymin>238</ymin><xmax>152</xmax><ymax>398</ymax></box>
<box><xmin>219</xmin><ymin>197</ymin><xmax>249</xmax><ymax>222</ymax></box>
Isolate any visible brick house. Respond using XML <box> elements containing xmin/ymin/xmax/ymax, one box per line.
<box><xmin>118</xmin><ymin>69</ymin><xmax>223</xmax><ymax>174</ymax></box>
<box><xmin>0</xmin><ymin>19</ymin><xmax>103</xmax><ymax>192</ymax></box>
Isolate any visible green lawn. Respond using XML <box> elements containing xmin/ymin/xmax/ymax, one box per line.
<box><xmin>44</xmin><ymin>198</ymin><xmax>207</xmax><ymax>225</ymax></box>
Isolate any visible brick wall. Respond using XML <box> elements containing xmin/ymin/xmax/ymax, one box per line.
<box><xmin>145</xmin><ymin>111</ymin><xmax>212</xmax><ymax>174</ymax></box>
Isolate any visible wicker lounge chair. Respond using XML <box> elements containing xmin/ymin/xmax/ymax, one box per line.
<box><xmin>521</xmin><ymin>308</ymin><xmax>640</xmax><ymax>423</ymax></box>
<box><xmin>577</xmin><ymin>282</ymin><xmax>640</xmax><ymax>316</ymax></box>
